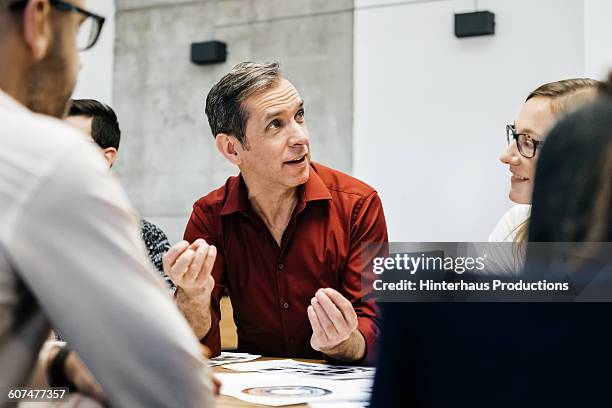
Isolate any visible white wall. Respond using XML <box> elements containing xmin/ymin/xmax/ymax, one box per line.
<box><xmin>74</xmin><ymin>0</ymin><xmax>610</xmax><ymax>243</ymax></box>
<box><xmin>584</xmin><ymin>0</ymin><xmax>612</xmax><ymax>79</ymax></box>
<box><xmin>354</xmin><ymin>0</ymin><xmax>590</xmax><ymax>242</ymax></box>
<box><xmin>72</xmin><ymin>0</ymin><xmax>115</xmax><ymax>104</ymax></box>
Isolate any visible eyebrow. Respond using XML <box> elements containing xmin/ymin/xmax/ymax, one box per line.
<box><xmin>263</xmin><ymin>100</ymin><xmax>304</xmax><ymax>123</ymax></box>
<box><xmin>515</xmin><ymin>125</ymin><xmax>542</xmax><ymax>139</ymax></box>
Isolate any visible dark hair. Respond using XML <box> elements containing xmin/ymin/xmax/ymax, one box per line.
<box><xmin>69</xmin><ymin>99</ymin><xmax>120</xmax><ymax>150</ymax></box>
<box><xmin>205</xmin><ymin>61</ymin><xmax>281</xmax><ymax>148</ymax></box>
<box><xmin>527</xmin><ymin>93</ymin><xmax>612</xmax><ymax>242</ymax></box>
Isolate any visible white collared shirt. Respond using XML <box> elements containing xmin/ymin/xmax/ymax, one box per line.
<box><xmin>0</xmin><ymin>89</ymin><xmax>213</xmax><ymax>407</ymax></box>
<box><xmin>483</xmin><ymin>204</ymin><xmax>531</xmax><ymax>274</ymax></box>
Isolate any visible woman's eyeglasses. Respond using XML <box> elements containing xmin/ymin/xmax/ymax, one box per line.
<box><xmin>506</xmin><ymin>124</ymin><xmax>542</xmax><ymax>158</ymax></box>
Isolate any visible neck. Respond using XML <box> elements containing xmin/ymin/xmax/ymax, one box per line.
<box><xmin>0</xmin><ymin>41</ymin><xmax>29</xmax><ymax>109</ymax></box>
<box><xmin>243</xmin><ymin>174</ymin><xmax>299</xmax><ymax>241</ymax></box>
<box><xmin>0</xmin><ymin>74</ymin><xmax>27</xmax><ymax>106</ymax></box>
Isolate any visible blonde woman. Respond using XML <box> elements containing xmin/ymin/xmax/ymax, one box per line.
<box><xmin>486</xmin><ymin>79</ymin><xmax>600</xmax><ymax>273</ymax></box>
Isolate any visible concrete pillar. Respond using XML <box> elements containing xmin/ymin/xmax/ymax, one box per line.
<box><xmin>113</xmin><ymin>0</ymin><xmax>354</xmax><ymax>243</ymax></box>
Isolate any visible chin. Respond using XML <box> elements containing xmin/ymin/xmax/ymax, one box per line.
<box><xmin>509</xmin><ymin>190</ymin><xmax>530</xmax><ymax>205</ymax></box>
<box><xmin>295</xmin><ymin>173</ymin><xmax>310</xmax><ymax>187</ymax></box>
<box><xmin>287</xmin><ymin>171</ymin><xmax>309</xmax><ymax>188</ymax></box>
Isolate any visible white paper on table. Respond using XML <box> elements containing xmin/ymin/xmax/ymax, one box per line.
<box><xmin>216</xmin><ymin>372</ymin><xmax>373</xmax><ymax>407</ymax></box>
<box><xmin>208</xmin><ymin>352</ymin><xmax>262</xmax><ymax>367</ymax></box>
<box><xmin>222</xmin><ymin>359</ymin><xmax>375</xmax><ymax>380</ymax></box>
<box><xmin>308</xmin><ymin>401</ymin><xmax>369</xmax><ymax>408</ymax></box>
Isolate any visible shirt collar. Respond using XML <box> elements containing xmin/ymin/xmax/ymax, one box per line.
<box><xmin>220</xmin><ymin>163</ymin><xmax>332</xmax><ymax>216</ymax></box>
<box><xmin>0</xmin><ymin>88</ymin><xmax>30</xmax><ymax>113</ymax></box>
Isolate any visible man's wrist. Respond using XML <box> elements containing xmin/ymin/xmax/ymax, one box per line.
<box><xmin>175</xmin><ymin>287</ymin><xmax>213</xmax><ymax>340</ymax></box>
<box><xmin>322</xmin><ymin>330</ymin><xmax>366</xmax><ymax>363</ymax></box>
<box><xmin>48</xmin><ymin>347</ymin><xmax>77</xmax><ymax>391</ymax></box>
<box><xmin>177</xmin><ymin>286</ymin><xmax>212</xmax><ymax>304</ymax></box>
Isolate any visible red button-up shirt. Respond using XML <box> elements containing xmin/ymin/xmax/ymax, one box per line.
<box><xmin>183</xmin><ymin>162</ymin><xmax>388</xmax><ymax>365</ymax></box>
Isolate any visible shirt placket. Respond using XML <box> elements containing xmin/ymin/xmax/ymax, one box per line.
<box><xmin>276</xmin><ymin>202</ymin><xmax>307</xmax><ymax>354</ymax></box>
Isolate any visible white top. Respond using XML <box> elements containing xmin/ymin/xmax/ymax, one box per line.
<box><xmin>0</xmin><ymin>90</ymin><xmax>213</xmax><ymax>407</ymax></box>
<box><xmin>483</xmin><ymin>204</ymin><xmax>531</xmax><ymax>274</ymax></box>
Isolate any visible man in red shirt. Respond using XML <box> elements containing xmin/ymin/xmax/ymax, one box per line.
<box><xmin>167</xmin><ymin>62</ymin><xmax>387</xmax><ymax>365</ymax></box>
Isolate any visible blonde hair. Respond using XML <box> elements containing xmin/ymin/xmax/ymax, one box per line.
<box><xmin>514</xmin><ymin>78</ymin><xmax>600</xmax><ymax>248</ymax></box>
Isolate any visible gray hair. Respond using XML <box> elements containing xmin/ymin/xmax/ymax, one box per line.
<box><xmin>205</xmin><ymin>61</ymin><xmax>282</xmax><ymax>148</ymax></box>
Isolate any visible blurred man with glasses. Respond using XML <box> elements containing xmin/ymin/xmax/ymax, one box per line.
<box><xmin>0</xmin><ymin>1</ymin><xmax>215</xmax><ymax>406</ymax></box>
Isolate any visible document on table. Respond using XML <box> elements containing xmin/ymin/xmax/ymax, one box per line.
<box><xmin>216</xmin><ymin>372</ymin><xmax>373</xmax><ymax>407</ymax></box>
<box><xmin>308</xmin><ymin>402</ymin><xmax>369</xmax><ymax>408</ymax></box>
<box><xmin>208</xmin><ymin>352</ymin><xmax>261</xmax><ymax>367</ymax></box>
<box><xmin>222</xmin><ymin>359</ymin><xmax>375</xmax><ymax>380</ymax></box>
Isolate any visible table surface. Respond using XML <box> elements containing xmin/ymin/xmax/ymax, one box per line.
<box><xmin>213</xmin><ymin>357</ymin><xmax>325</xmax><ymax>408</ymax></box>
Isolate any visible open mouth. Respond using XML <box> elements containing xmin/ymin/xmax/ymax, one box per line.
<box><xmin>511</xmin><ymin>174</ymin><xmax>529</xmax><ymax>182</ymax></box>
<box><xmin>284</xmin><ymin>154</ymin><xmax>307</xmax><ymax>165</ymax></box>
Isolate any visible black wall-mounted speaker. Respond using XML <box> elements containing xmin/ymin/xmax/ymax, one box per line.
<box><xmin>191</xmin><ymin>41</ymin><xmax>227</xmax><ymax>65</ymax></box>
<box><xmin>454</xmin><ymin>11</ymin><xmax>495</xmax><ymax>38</ymax></box>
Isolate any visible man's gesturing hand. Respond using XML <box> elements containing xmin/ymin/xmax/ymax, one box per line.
<box><xmin>307</xmin><ymin>288</ymin><xmax>366</xmax><ymax>362</ymax></box>
<box><xmin>163</xmin><ymin>239</ymin><xmax>216</xmax><ymax>299</ymax></box>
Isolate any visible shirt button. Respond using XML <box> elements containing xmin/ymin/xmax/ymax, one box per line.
<box><xmin>282</xmin><ymin>302</ymin><xmax>290</xmax><ymax>310</ymax></box>
<box><xmin>278</xmin><ymin>263</ymin><xmax>285</xmax><ymax>271</ymax></box>
<box><xmin>288</xmin><ymin>337</ymin><xmax>295</xmax><ymax>344</ymax></box>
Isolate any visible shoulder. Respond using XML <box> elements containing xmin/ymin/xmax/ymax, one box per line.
<box><xmin>488</xmin><ymin>204</ymin><xmax>531</xmax><ymax>242</ymax></box>
<box><xmin>1</xmin><ymin>108</ymin><xmax>125</xmax><ymax>235</ymax></box>
<box><xmin>2</xmin><ymin>106</ymin><xmax>93</xmax><ymax>154</ymax></box>
<box><xmin>311</xmin><ymin>162</ymin><xmax>377</xmax><ymax>200</ymax></box>
<box><xmin>0</xmin><ymin>106</ymin><xmax>109</xmax><ymax>189</ymax></box>
<box><xmin>140</xmin><ymin>219</ymin><xmax>169</xmax><ymax>245</ymax></box>
<box><xmin>192</xmin><ymin>175</ymin><xmax>239</xmax><ymax>214</ymax></box>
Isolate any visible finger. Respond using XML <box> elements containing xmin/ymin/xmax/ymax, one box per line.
<box><xmin>200</xmin><ymin>245</ymin><xmax>217</xmax><ymax>282</ymax></box>
<box><xmin>90</xmin><ymin>381</ymin><xmax>107</xmax><ymax>404</ymax></box>
<box><xmin>173</xmin><ymin>249</ymin><xmax>196</xmax><ymax>280</ymax></box>
<box><xmin>307</xmin><ymin>305</ymin><xmax>328</xmax><ymax>343</ymax></box>
<box><xmin>204</xmin><ymin>275</ymin><xmax>216</xmax><ymax>292</ymax></box>
<box><xmin>311</xmin><ymin>297</ymin><xmax>338</xmax><ymax>337</ymax></box>
<box><xmin>163</xmin><ymin>241</ymin><xmax>189</xmax><ymax>273</ymax></box>
<box><xmin>211</xmin><ymin>373</ymin><xmax>221</xmax><ymax>395</ymax></box>
<box><xmin>200</xmin><ymin>344</ymin><xmax>212</xmax><ymax>359</ymax></box>
<box><xmin>189</xmin><ymin>238</ymin><xmax>208</xmax><ymax>251</ymax></box>
<box><xmin>323</xmin><ymin>288</ymin><xmax>358</xmax><ymax>328</ymax></box>
<box><xmin>315</xmin><ymin>290</ymin><xmax>348</xmax><ymax>332</ymax></box>
<box><xmin>187</xmin><ymin>242</ymin><xmax>208</xmax><ymax>281</ymax></box>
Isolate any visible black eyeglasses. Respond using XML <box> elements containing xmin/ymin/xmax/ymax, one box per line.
<box><xmin>8</xmin><ymin>0</ymin><xmax>105</xmax><ymax>51</ymax></box>
<box><xmin>506</xmin><ymin>124</ymin><xmax>542</xmax><ymax>158</ymax></box>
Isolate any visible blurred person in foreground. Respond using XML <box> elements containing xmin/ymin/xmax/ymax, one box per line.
<box><xmin>0</xmin><ymin>1</ymin><xmax>214</xmax><ymax>406</ymax></box>
<box><xmin>371</xmin><ymin>79</ymin><xmax>612</xmax><ymax>408</ymax></box>
<box><xmin>526</xmin><ymin>77</ymin><xmax>612</xmax><ymax>244</ymax></box>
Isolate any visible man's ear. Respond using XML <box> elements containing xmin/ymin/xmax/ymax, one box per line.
<box><xmin>102</xmin><ymin>147</ymin><xmax>118</xmax><ymax>167</ymax></box>
<box><xmin>22</xmin><ymin>0</ymin><xmax>53</xmax><ymax>61</ymax></box>
<box><xmin>215</xmin><ymin>133</ymin><xmax>242</xmax><ymax>166</ymax></box>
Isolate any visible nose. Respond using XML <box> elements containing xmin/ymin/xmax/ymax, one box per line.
<box><xmin>287</xmin><ymin>121</ymin><xmax>309</xmax><ymax>148</ymax></box>
<box><xmin>500</xmin><ymin>140</ymin><xmax>521</xmax><ymax>165</ymax></box>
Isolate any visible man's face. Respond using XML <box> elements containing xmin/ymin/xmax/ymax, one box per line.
<box><xmin>236</xmin><ymin>78</ymin><xmax>311</xmax><ymax>191</ymax></box>
<box><xmin>25</xmin><ymin>0</ymin><xmax>85</xmax><ymax>117</ymax></box>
